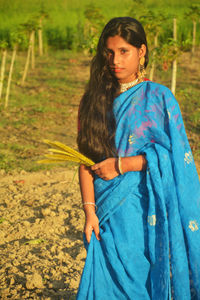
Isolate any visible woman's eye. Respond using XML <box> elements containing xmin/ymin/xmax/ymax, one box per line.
<box><xmin>121</xmin><ymin>49</ymin><xmax>127</xmax><ymax>54</ymax></box>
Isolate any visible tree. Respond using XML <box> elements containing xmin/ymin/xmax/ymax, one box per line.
<box><xmin>129</xmin><ymin>0</ymin><xmax>149</xmax><ymax>21</ymax></box>
<box><xmin>156</xmin><ymin>35</ymin><xmax>182</xmax><ymax>96</ymax></box>
<box><xmin>20</xmin><ymin>19</ymin><xmax>39</xmax><ymax>86</ymax></box>
<box><xmin>83</xmin><ymin>5</ymin><xmax>105</xmax><ymax>54</ymax></box>
<box><xmin>4</xmin><ymin>31</ymin><xmax>25</xmax><ymax>108</ymax></box>
<box><xmin>139</xmin><ymin>10</ymin><xmax>166</xmax><ymax>81</ymax></box>
<box><xmin>36</xmin><ymin>8</ymin><xmax>49</xmax><ymax>56</ymax></box>
<box><xmin>185</xmin><ymin>4</ymin><xmax>200</xmax><ymax>54</ymax></box>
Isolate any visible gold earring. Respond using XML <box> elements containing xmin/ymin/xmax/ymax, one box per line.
<box><xmin>138</xmin><ymin>56</ymin><xmax>146</xmax><ymax>81</ymax></box>
<box><xmin>140</xmin><ymin>57</ymin><xmax>145</xmax><ymax>66</ymax></box>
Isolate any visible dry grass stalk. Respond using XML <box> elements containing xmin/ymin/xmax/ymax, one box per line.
<box><xmin>37</xmin><ymin>139</ymin><xmax>95</xmax><ymax>166</ymax></box>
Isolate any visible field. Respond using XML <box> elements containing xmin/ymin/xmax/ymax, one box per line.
<box><xmin>0</xmin><ymin>0</ymin><xmax>200</xmax><ymax>298</ymax></box>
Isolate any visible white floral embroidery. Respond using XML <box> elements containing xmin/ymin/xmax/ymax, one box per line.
<box><xmin>189</xmin><ymin>220</ymin><xmax>199</xmax><ymax>232</ymax></box>
<box><xmin>148</xmin><ymin>215</ymin><xmax>156</xmax><ymax>226</ymax></box>
<box><xmin>131</xmin><ymin>97</ymin><xmax>140</xmax><ymax>106</ymax></box>
<box><xmin>184</xmin><ymin>151</ymin><xmax>193</xmax><ymax>165</ymax></box>
<box><xmin>128</xmin><ymin>134</ymin><xmax>136</xmax><ymax>145</ymax></box>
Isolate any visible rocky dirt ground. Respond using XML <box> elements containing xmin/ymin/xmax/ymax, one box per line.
<box><xmin>0</xmin><ymin>167</ymin><xmax>85</xmax><ymax>299</ymax></box>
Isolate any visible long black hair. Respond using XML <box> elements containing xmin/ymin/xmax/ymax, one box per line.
<box><xmin>77</xmin><ymin>17</ymin><xmax>148</xmax><ymax>162</ymax></box>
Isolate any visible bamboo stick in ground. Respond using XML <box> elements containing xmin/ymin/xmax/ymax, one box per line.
<box><xmin>38</xmin><ymin>18</ymin><xmax>43</xmax><ymax>56</ymax></box>
<box><xmin>21</xmin><ymin>31</ymin><xmax>34</xmax><ymax>86</ymax></box>
<box><xmin>192</xmin><ymin>20</ymin><xmax>196</xmax><ymax>55</ymax></box>
<box><xmin>31</xmin><ymin>30</ymin><xmax>35</xmax><ymax>69</ymax></box>
<box><xmin>171</xmin><ymin>18</ymin><xmax>177</xmax><ymax>96</ymax></box>
<box><xmin>5</xmin><ymin>45</ymin><xmax>17</xmax><ymax>108</ymax></box>
<box><xmin>0</xmin><ymin>49</ymin><xmax>7</xmax><ymax>100</ymax></box>
<box><xmin>149</xmin><ymin>33</ymin><xmax>158</xmax><ymax>81</ymax></box>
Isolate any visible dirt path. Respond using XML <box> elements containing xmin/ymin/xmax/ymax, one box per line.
<box><xmin>0</xmin><ymin>167</ymin><xmax>85</xmax><ymax>299</ymax></box>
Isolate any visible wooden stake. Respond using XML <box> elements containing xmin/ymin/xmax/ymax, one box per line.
<box><xmin>149</xmin><ymin>33</ymin><xmax>158</xmax><ymax>81</ymax></box>
<box><xmin>31</xmin><ymin>30</ymin><xmax>35</xmax><ymax>69</ymax></box>
<box><xmin>21</xmin><ymin>32</ymin><xmax>33</xmax><ymax>86</ymax></box>
<box><xmin>5</xmin><ymin>45</ymin><xmax>17</xmax><ymax>108</ymax></box>
<box><xmin>38</xmin><ymin>18</ymin><xmax>43</xmax><ymax>56</ymax></box>
<box><xmin>171</xmin><ymin>18</ymin><xmax>177</xmax><ymax>95</ymax></box>
<box><xmin>192</xmin><ymin>20</ymin><xmax>196</xmax><ymax>55</ymax></box>
<box><xmin>0</xmin><ymin>49</ymin><xmax>7</xmax><ymax>100</ymax></box>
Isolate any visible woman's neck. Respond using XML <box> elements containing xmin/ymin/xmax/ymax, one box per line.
<box><xmin>119</xmin><ymin>78</ymin><xmax>139</xmax><ymax>93</ymax></box>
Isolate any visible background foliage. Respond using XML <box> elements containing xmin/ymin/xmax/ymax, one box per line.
<box><xmin>0</xmin><ymin>0</ymin><xmax>199</xmax><ymax>51</ymax></box>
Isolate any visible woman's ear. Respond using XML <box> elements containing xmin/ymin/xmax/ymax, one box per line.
<box><xmin>139</xmin><ymin>44</ymin><xmax>146</xmax><ymax>58</ymax></box>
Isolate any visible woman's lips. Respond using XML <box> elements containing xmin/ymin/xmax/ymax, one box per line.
<box><xmin>112</xmin><ymin>68</ymin><xmax>124</xmax><ymax>73</ymax></box>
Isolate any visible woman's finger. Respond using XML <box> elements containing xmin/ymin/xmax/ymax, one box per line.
<box><xmin>93</xmin><ymin>224</ymin><xmax>100</xmax><ymax>241</ymax></box>
<box><xmin>91</xmin><ymin>163</ymin><xmax>99</xmax><ymax>171</ymax></box>
<box><xmin>85</xmin><ymin>225</ymin><xmax>93</xmax><ymax>243</ymax></box>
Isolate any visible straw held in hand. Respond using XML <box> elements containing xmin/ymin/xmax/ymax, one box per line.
<box><xmin>37</xmin><ymin>139</ymin><xmax>95</xmax><ymax>167</ymax></box>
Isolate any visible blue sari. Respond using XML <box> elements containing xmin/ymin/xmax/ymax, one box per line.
<box><xmin>77</xmin><ymin>81</ymin><xmax>200</xmax><ymax>300</ymax></box>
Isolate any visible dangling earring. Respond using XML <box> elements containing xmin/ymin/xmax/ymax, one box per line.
<box><xmin>138</xmin><ymin>56</ymin><xmax>146</xmax><ymax>82</ymax></box>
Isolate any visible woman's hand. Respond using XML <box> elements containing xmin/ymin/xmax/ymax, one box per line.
<box><xmin>91</xmin><ymin>158</ymin><xmax>119</xmax><ymax>180</ymax></box>
<box><xmin>84</xmin><ymin>212</ymin><xmax>100</xmax><ymax>243</ymax></box>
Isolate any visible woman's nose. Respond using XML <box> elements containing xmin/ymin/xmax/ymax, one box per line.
<box><xmin>113</xmin><ymin>53</ymin><xmax>120</xmax><ymax>65</ymax></box>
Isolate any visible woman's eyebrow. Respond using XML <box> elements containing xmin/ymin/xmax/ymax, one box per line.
<box><xmin>107</xmin><ymin>46</ymin><xmax>128</xmax><ymax>51</ymax></box>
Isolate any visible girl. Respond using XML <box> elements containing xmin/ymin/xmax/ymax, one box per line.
<box><xmin>77</xmin><ymin>17</ymin><xmax>200</xmax><ymax>299</ymax></box>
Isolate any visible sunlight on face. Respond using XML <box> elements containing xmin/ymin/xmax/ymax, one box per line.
<box><xmin>106</xmin><ymin>35</ymin><xmax>146</xmax><ymax>83</ymax></box>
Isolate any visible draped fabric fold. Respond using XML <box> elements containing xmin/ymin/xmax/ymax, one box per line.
<box><xmin>77</xmin><ymin>81</ymin><xmax>200</xmax><ymax>300</ymax></box>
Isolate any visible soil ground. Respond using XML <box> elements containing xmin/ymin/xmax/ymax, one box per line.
<box><xmin>0</xmin><ymin>168</ymin><xmax>83</xmax><ymax>299</ymax></box>
<box><xmin>0</xmin><ymin>48</ymin><xmax>199</xmax><ymax>299</ymax></box>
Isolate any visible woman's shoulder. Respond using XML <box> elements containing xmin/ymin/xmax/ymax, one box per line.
<box><xmin>144</xmin><ymin>80</ymin><xmax>171</xmax><ymax>93</ymax></box>
<box><xmin>144</xmin><ymin>80</ymin><xmax>177</xmax><ymax>101</ymax></box>
<box><xmin>141</xmin><ymin>80</ymin><xmax>179</xmax><ymax>110</ymax></box>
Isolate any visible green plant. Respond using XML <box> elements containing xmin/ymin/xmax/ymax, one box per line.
<box><xmin>184</xmin><ymin>4</ymin><xmax>200</xmax><ymax>53</ymax></box>
<box><xmin>83</xmin><ymin>5</ymin><xmax>105</xmax><ymax>54</ymax></box>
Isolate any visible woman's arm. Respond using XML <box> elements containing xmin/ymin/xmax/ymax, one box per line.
<box><xmin>120</xmin><ymin>155</ymin><xmax>147</xmax><ymax>172</ymax></box>
<box><xmin>79</xmin><ymin>164</ymin><xmax>100</xmax><ymax>243</ymax></box>
<box><xmin>91</xmin><ymin>155</ymin><xmax>147</xmax><ymax>180</ymax></box>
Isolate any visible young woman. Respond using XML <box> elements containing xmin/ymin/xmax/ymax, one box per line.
<box><xmin>77</xmin><ymin>17</ymin><xmax>200</xmax><ymax>299</ymax></box>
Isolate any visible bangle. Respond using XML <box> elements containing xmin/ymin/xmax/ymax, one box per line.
<box><xmin>83</xmin><ymin>202</ymin><xmax>97</xmax><ymax>211</ymax></box>
<box><xmin>118</xmin><ymin>156</ymin><xmax>124</xmax><ymax>175</ymax></box>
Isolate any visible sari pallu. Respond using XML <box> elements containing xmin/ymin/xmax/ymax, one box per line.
<box><xmin>77</xmin><ymin>81</ymin><xmax>200</xmax><ymax>300</ymax></box>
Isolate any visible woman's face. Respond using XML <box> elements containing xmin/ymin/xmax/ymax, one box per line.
<box><xmin>106</xmin><ymin>35</ymin><xmax>146</xmax><ymax>83</ymax></box>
